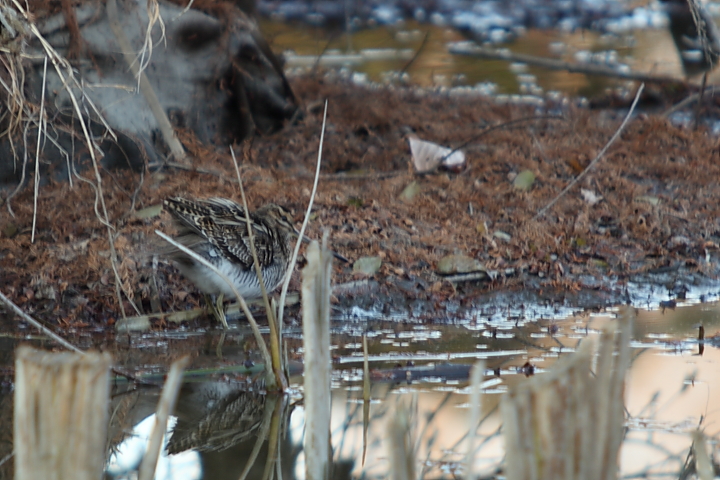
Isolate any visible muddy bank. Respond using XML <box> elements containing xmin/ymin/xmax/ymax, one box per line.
<box><xmin>1</xmin><ymin>73</ymin><xmax>720</xmax><ymax>329</ymax></box>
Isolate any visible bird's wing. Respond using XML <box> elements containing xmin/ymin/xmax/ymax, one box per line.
<box><xmin>210</xmin><ymin>217</ymin><xmax>277</xmax><ymax>268</ymax></box>
<box><xmin>164</xmin><ymin>197</ymin><xmax>278</xmax><ymax>268</ymax></box>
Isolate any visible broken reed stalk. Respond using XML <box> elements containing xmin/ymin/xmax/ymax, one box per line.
<box><xmin>155</xmin><ymin>231</ymin><xmax>277</xmax><ymax>388</ymax></box>
<box><xmin>138</xmin><ymin>355</ymin><xmax>190</xmax><ymax>480</ymax></box>
<box><xmin>14</xmin><ymin>346</ymin><xmax>112</xmax><ymax>480</ymax></box>
<box><xmin>230</xmin><ymin>146</ymin><xmax>286</xmax><ymax>392</ymax></box>
<box><xmin>302</xmin><ymin>234</ymin><xmax>333</xmax><ymax>480</ymax></box>
<box><xmin>464</xmin><ymin>360</ymin><xmax>485</xmax><ymax>480</ymax></box>
<box><xmin>501</xmin><ymin>307</ymin><xmax>633</xmax><ymax>480</ymax></box>
<box><xmin>533</xmin><ymin>83</ymin><xmax>645</xmax><ymax>222</ymax></box>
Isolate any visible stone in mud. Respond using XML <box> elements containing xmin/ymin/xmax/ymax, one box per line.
<box><xmin>436</xmin><ymin>254</ymin><xmax>485</xmax><ymax>275</ymax></box>
<box><xmin>353</xmin><ymin>256</ymin><xmax>382</xmax><ymax>276</ymax></box>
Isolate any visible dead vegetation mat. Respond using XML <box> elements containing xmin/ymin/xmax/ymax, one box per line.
<box><xmin>1</xmin><ymin>75</ymin><xmax>720</xmax><ymax>329</ymax></box>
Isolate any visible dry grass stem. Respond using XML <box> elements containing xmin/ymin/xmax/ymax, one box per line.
<box><xmin>230</xmin><ymin>147</ymin><xmax>273</xmax><ymax>319</ymax></box>
<box><xmin>136</xmin><ymin>0</ymin><xmax>166</xmax><ymax>89</ymax></box>
<box><xmin>173</xmin><ymin>0</ymin><xmax>197</xmax><ymax>19</ymax></box>
<box><xmin>30</xmin><ymin>55</ymin><xmax>47</xmax><ymax>243</ymax></box>
<box><xmin>230</xmin><ymin>145</ymin><xmax>286</xmax><ymax>391</ymax></box>
<box><xmin>533</xmin><ymin>83</ymin><xmax>645</xmax><ymax>221</ymax></box>
<box><xmin>278</xmin><ymin>100</ymin><xmax>328</xmax><ymax>326</ymax></box>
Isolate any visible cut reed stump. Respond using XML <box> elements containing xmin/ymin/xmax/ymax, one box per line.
<box><xmin>502</xmin><ymin>308</ymin><xmax>633</xmax><ymax>480</ymax></box>
<box><xmin>14</xmin><ymin>346</ymin><xmax>112</xmax><ymax>480</ymax></box>
<box><xmin>302</xmin><ymin>235</ymin><xmax>333</xmax><ymax>480</ymax></box>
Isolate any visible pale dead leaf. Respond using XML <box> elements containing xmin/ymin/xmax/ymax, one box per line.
<box><xmin>581</xmin><ymin>188</ymin><xmax>603</xmax><ymax>205</ymax></box>
<box><xmin>408</xmin><ymin>136</ymin><xmax>465</xmax><ymax>173</ymax></box>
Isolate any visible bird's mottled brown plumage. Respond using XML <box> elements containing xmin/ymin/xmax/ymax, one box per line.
<box><xmin>162</xmin><ymin>197</ymin><xmax>297</xmax><ymax>300</ymax></box>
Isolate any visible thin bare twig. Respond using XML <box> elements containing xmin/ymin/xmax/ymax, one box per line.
<box><xmin>0</xmin><ymin>290</ymin><xmax>84</xmax><ymax>354</ymax></box>
<box><xmin>532</xmin><ymin>83</ymin><xmax>645</xmax><ymax>221</ymax></box>
<box><xmin>1</xmin><ymin>288</ymin><xmax>156</xmax><ymax>386</ymax></box>
<box><xmin>400</xmin><ymin>31</ymin><xmax>429</xmax><ymax>75</ymax></box>
<box><xmin>311</xmin><ymin>35</ymin><xmax>337</xmax><ymax>75</ymax></box>
<box><xmin>442</xmin><ymin>114</ymin><xmax>566</xmax><ymax>164</ymax></box>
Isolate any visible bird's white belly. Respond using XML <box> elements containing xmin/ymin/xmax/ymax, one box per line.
<box><xmin>177</xmin><ymin>257</ymin><xmax>284</xmax><ymax>300</ymax></box>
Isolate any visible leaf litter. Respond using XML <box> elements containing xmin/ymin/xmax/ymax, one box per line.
<box><xmin>2</xmin><ymin>74</ymin><xmax>720</xmax><ymax>328</ymax></box>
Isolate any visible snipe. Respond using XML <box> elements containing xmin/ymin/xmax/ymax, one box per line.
<box><xmin>162</xmin><ymin>197</ymin><xmax>298</xmax><ymax>302</ymax></box>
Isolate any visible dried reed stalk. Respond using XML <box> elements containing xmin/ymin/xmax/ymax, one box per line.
<box><xmin>106</xmin><ymin>0</ymin><xmax>184</xmax><ymax>162</ymax></box>
<box><xmin>278</xmin><ymin>100</ymin><xmax>329</xmax><ymax>326</ymax></box>
<box><xmin>138</xmin><ymin>355</ymin><xmax>190</xmax><ymax>480</ymax></box>
<box><xmin>231</xmin><ymin>146</ymin><xmax>286</xmax><ymax>391</ymax></box>
<box><xmin>302</xmin><ymin>234</ymin><xmax>333</xmax><ymax>480</ymax></box>
<box><xmin>14</xmin><ymin>346</ymin><xmax>112</xmax><ymax>480</ymax></box>
<box><xmin>502</xmin><ymin>307</ymin><xmax>633</xmax><ymax>480</ymax></box>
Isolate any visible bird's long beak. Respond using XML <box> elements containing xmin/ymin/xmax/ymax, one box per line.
<box><xmin>295</xmin><ymin>230</ymin><xmax>350</xmax><ymax>263</ymax></box>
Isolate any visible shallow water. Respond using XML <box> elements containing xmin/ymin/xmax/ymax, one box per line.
<box><xmin>0</xmin><ymin>299</ymin><xmax>699</xmax><ymax>478</ymax></box>
<box><xmin>0</xmin><ymin>297</ymin><xmax>718</xmax><ymax>478</ymax></box>
<box><xmin>261</xmin><ymin>19</ymin><xmax>691</xmax><ymax>97</ymax></box>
